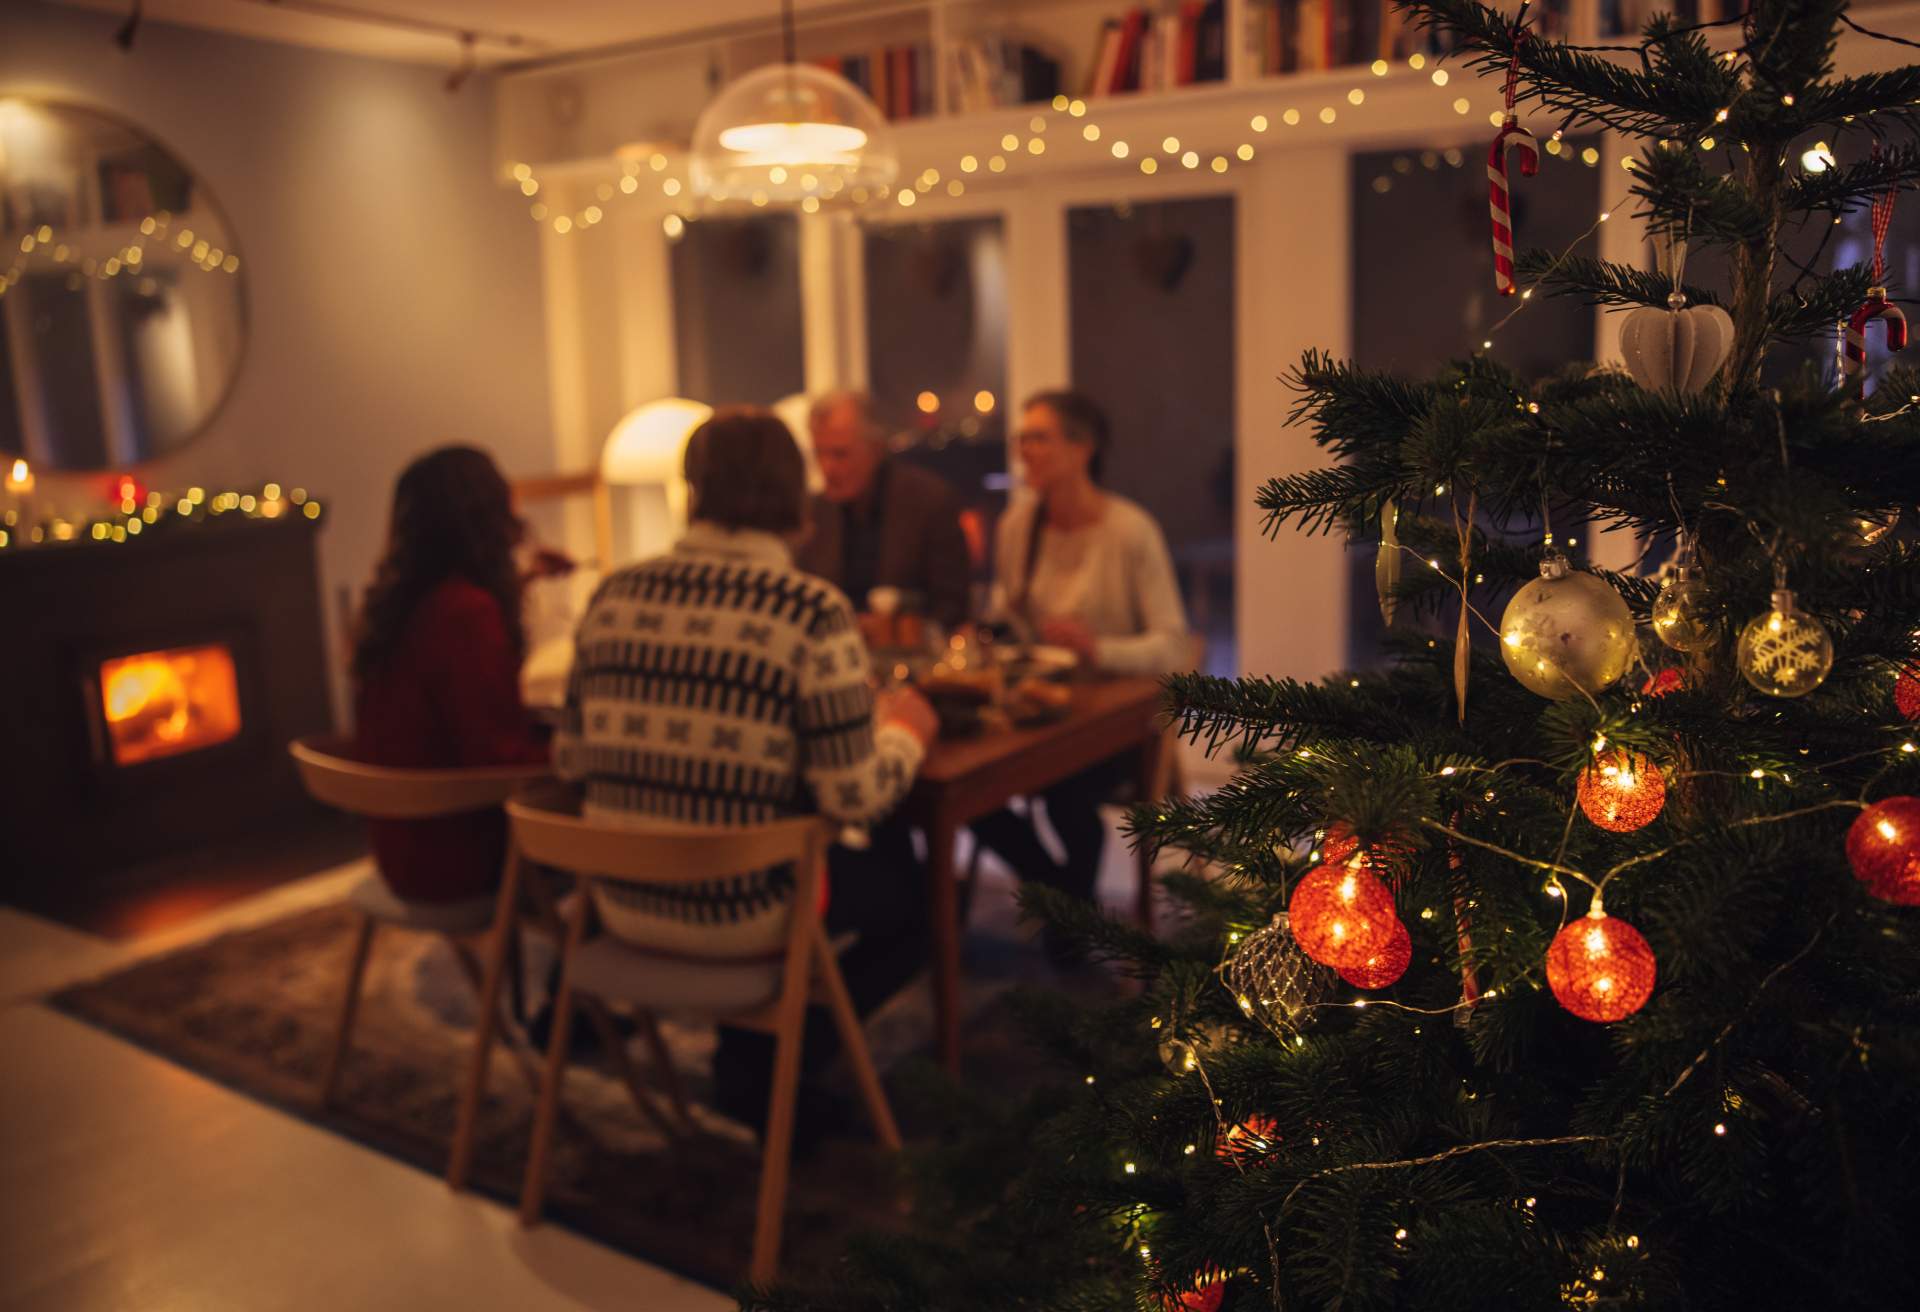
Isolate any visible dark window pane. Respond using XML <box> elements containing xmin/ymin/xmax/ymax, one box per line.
<box><xmin>864</xmin><ymin>217</ymin><xmax>1009</xmax><ymax>508</ymax></box>
<box><xmin>1352</xmin><ymin>139</ymin><xmax>1600</xmax><ymax>378</ymax></box>
<box><xmin>670</xmin><ymin>216</ymin><xmax>804</xmax><ymax>407</ymax></box>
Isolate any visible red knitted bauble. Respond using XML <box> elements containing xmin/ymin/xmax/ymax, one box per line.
<box><xmin>1288</xmin><ymin>863</ymin><xmax>1398</xmax><ymax>970</ymax></box>
<box><xmin>1846</xmin><ymin>796</ymin><xmax>1920</xmax><ymax>905</ymax></box>
<box><xmin>1338</xmin><ymin>917</ymin><xmax>1412</xmax><ymax>989</ymax></box>
<box><xmin>1546</xmin><ymin>909</ymin><xmax>1657</xmax><ymax>1022</ymax></box>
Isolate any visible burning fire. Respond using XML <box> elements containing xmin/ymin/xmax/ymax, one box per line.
<box><xmin>100</xmin><ymin>644</ymin><xmax>241</xmax><ymax>766</ymax></box>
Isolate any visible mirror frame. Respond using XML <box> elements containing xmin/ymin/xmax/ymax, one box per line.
<box><xmin>0</xmin><ymin>93</ymin><xmax>252</xmax><ymax>473</ymax></box>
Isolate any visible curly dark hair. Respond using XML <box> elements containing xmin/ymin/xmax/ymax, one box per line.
<box><xmin>351</xmin><ymin>445</ymin><xmax>524</xmax><ymax>683</ymax></box>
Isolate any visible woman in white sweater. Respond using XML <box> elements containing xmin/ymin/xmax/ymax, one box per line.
<box><xmin>978</xmin><ymin>390</ymin><xmax>1190</xmax><ymax>947</ymax></box>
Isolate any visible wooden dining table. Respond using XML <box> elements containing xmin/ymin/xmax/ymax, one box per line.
<box><xmin>908</xmin><ymin>676</ymin><xmax>1168</xmax><ymax>1074</ymax></box>
<box><xmin>525</xmin><ymin>658</ymin><xmax>1170</xmax><ymax>1077</ymax></box>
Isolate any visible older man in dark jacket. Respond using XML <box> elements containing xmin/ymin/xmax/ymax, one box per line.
<box><xmin>795</xmin><ymin>392</ymin><xmax>973</xmax><ymax>629</ymax></box>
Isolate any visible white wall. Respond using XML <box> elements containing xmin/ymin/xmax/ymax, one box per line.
<box><xmin>3</xmin><ymin>4</ymin><xmax>554</xmax><ymax>720</ymax></box>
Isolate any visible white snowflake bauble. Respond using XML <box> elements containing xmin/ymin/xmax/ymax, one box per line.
<box><xmin>1499</xmin><ymin>555</ymin><xmax>1637</xmax><ymax>699</ymax></box>
<box><xmin>1737</xmin><ymin>589</ymin><xmax>1833</xmax><ymax>698</ymax></box>
<box><xmin>1652</xmin><ymin>566</ymin><xmax>1715</xmax><ymax>652</ymax></box>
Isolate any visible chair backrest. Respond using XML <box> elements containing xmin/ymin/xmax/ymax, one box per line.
<box><xmin>506</xmin><ymin>780</ymin><xmax>830</xmax><ymax>885</ymax></box>
<box><xmin>289</xmin><ymin>735</ymin><xmax>553</xmax><ymax>820</ymax></box>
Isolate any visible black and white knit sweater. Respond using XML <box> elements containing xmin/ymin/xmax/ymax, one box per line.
<box><xmin>554</xmin><ymin>522</ymin><xmax>924</xmax><ymax>957</ymax></box>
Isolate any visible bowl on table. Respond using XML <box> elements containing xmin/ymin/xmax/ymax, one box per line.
<box><xmin>918</xmin><ymin>668</ymin><xmax>1000</xmax><ymax>739</ymax></box>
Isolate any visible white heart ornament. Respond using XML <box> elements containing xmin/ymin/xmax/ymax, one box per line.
<box><xmin>1619</xmin><ymin>294</ymin><xmax>1735</xmax><ymax>392</ymax></box>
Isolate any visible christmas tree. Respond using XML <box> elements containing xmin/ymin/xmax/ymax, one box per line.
<box><xmin>750</xmin><ymin>3</ymin><xmax>1920</xmax><ymax>1307</ymax></box>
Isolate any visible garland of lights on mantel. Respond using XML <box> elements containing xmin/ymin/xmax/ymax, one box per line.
<box><xmin>507</xmin><ymin>54</ymin><xmax>1609</xmax><ymax>241</ymax></box>
<box><xmin>0</xmin><ymin>467</ymin><xmax>322</xmax><ymax>554</ymax></box>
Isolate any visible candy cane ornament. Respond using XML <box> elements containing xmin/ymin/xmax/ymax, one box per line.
<box><xmin>1844</xmin><ymin>146</ymin><xmax>1907</xmax><ymax>395</ymax></box>
<box><xmin>1844</xmin><ymin>289</ymin><xmax>1907</xmax><ymax>390</ymax></box>
<box><xmin>1489</xmin><ymin>117</ymin><xmax>1539</xmax><ymax>297</ymax></box>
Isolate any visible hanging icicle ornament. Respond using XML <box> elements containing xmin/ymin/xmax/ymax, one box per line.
<box><xmin>1338</xmin><ymin>917</ymin><xmax>1413</xmax><ymax>989</ymax></box>
<box><xmin>1843</xmin><ymin>146</ymin><xmax>1907</xmax><ymax>397</ymax></box>
<box><xmin>1376</xmin><ymin>497</ymin><xmax>1402</xmax><ymax>626</ymax></box>
<box><xmin>1619</xmin><ymin>232</ymin><xmax>1733</xmax><ymax>392</ymax></box>
<box><xmin>1487</xmin><ymin>3</ymin><xmax>1537</xmax><ymax>297</ymax></box>
<box><xmin>1652</xmin><ymin>564</ymin><xmax>1716</xmax><ymax>651</ymax></box>
<box><xmin>1221</xmin><ymin>912</ymin><xmax>1330</xmax><ymax>1037</ymax></box>
<box><xmin>1499</xmin><ymin>551</ymin><xmax>1637</xmax><ymax>699</ymax></box>
<box><xmin>1546</xmin><ymin>895</ymin><xmax>1657</xmax><ymax>1022</ymax></box>
<box><xmin>1846</xmin><ymin>796</ymin><xmax>1920</xmax><ymax>905</ymax></box>
<box><xmin>1577</xmin><ymin>748</ymin><xmax>1667</xmax><ymax>833</ymax></box>
<box><xmin>1737</xmin><ymin>587</ymin><xmax>1833</xmax><ymax>698</ymax></box>
<box><xmin>1289</xmin><ymin>862</ymin><xmax>1400</xmax><ymax>970</ymax></box>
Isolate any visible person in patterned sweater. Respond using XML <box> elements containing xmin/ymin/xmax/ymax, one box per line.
<box><xmin>555</xmin><ymin>408</ymin><xmax>938</xmax><ymax>1134</ymax></box>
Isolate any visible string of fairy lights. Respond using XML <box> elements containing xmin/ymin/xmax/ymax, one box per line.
<box><xmin>0</xmin><ymin>210</ymin><xmax>241</xmax><ymax>302</ymax></box>
<box><xmin>0</xmin><ymin>477</ymin><xmax>320</xmax><ymax>553</ymax></box>
<box><xmin>505</xmin><ymin>54</ymin><xmax>1576</xmax><ymax>240</ymax></box>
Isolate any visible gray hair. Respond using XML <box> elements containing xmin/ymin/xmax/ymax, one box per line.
<box><xmin>807</xmin><ymin>390</ymin><xmax>882</xmax><ymax>442</ymax></box>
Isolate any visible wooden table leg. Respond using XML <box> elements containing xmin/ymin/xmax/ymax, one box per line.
<box><xmin>927</xmin><ymin>805</ymin><xmax>963</xmax><ymax>1076</ymax></box>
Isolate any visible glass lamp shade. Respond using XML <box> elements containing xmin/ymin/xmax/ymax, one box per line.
<box><xmin>602</xmin><ymin>398</ymin><xmax>712</xmax><ymax>487</ymax></box>
<box><xmin>690</xmin><ymin>63</ymin><xmax>898</xmax><ymax>205</ymax></box>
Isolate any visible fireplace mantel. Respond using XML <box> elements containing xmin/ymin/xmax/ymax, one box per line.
<box><xmin>1</xmin><ymin>515</ymin><xmax>333</xmax><ymax>885</ymax></box>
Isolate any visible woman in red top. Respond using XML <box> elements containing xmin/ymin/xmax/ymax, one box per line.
<box><xmin>352</xmin><ymin>446</ymin><xmax>553</xmax><ymax>903</ymax></box>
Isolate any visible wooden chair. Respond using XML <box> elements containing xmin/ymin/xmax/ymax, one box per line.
<box><xmin>453</xmin><ymin>782</ymin><xmax>901</xmax><ymax>1285</ymax></box>
<box><xmin>287</xmin><ymin>736</ymin><xmax>551</xmax><ymax>1108</ymax></box>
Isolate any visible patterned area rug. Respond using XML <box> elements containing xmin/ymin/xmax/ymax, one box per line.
<box><xmin>48</xmin><ymin>887</ymin><xmax>1074</xmax><ymax>1294</ymax></box>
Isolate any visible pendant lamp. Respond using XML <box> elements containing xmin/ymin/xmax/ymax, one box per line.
<box><xmin>689</xmin><ymin>0</ymin><xmax>898</xmax><ymax>206</ymax></box>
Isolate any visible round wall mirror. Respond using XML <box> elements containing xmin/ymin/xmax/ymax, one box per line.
<box><xmin>0</xmin><ymin>98</ymin><xmax>247</xmax><ymax>472</ymax></box>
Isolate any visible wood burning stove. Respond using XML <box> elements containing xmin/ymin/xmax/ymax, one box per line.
<box><xmin>0</xmin><ymin>515</ymin><xmax>332</xmax><ymax>886</ymax></box>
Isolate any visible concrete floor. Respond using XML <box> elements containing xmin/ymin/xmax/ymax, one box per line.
<box><xmin>0</xmin><ymin>871</ymin><xmax>731</xmax><ymax>1312</ymax></box>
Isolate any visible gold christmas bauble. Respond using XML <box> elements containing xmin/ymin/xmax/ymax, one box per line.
<box><xmin>1737</xmin><ymin>589</ymin><xmax>1833</xmax><ymax>698</ymax></box>
<box><xmin>1651</xmin><ymin>567</ymin><xmax>1715</xmax><ymax>652</ymax></box>
<box><xmin>1499</xmin><ymin>556</ymin><xmax>1637</xmax><ymax>699</ymax></box>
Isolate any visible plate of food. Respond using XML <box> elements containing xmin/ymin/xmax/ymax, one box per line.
<box><xmin>995</xmin><ymin>643</ymin><xmax>1079</xmax><ymax>682</ymax></box>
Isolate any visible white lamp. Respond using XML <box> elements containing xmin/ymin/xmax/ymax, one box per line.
<box><xmin>689</xmin><ymin>2</ymin><xmax>897</xmax><ymax>207</ymax></box>
<box><xmin>602</xmin><ymin>397</ymin><xmax>712</xmax><ymax>559</ymax></box>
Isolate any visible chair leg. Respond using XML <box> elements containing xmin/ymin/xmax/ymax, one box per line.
<box><xmin>813</xmin><ymin>925</ymin><xmax>901</xmax><ymax>1151</ymax></box>
<box><xmin>319</xmin><ymin>913</ymin><xmax>376</xmax><ymax>1109</ymax></box>
<box><xmin>748</xmin><ymin>988</ymin><xmax>809</xmax><ymax>1286</ymax></box>
<box><xmin>449</xmin><ymin>853</ymin><xmax>527</xmax><ymax>1192</ymax></box>
<box><xmin>448</xmin><ymin>936</ymin><xmax>544</xmax><ymax>1097</ymax></box>
<box><xmin>519</xmin><ymin>895</ymin><xmax>588</xmax><ymax>1228</ymax></box>
<box><xmin>635</xmin><ymin>1009</ymin><xmax>692</xmax><ymax>1128</ymax></box>
<box><xmin>581</xmin><ymin>996</ymin><xmax>683</xmax><ymax>1142</ymax></box>
<box><xmin>505</xmin><ymin>927</ymin><xmax>528</xmax><ymax>1028</ymax></box>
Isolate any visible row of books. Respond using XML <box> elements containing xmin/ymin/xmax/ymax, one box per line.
<box><xmin>814</xmin><ymin>45</ymin><xmax>939</xmax><ymax>120</ymax></box>
<box><xmin>1243</xmin><ymin>1</ymin><xmax>1443</xmax><ymax>76</ymax></box>
<box><xmin>819</xmin><ymin>0</ymin><xmax>1744</xmax><ymax>117</ymax></box>
<box><xmin>1085</xmin><ymin>3</ymin><xmax>1229</xmax><ymax>97</ymax></box>
<box><xmin>945</xmin><ymin>38</ymin><xmax>1065</xmax><ymax>113</ymax></box>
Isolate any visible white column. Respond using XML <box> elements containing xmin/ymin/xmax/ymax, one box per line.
<box><xmin>1590</xmin><ymin>128</ymin><xmax>1650</xmax><ymax>574</ymax></box>
<box><xmin>1235</xmin><ymin>145</ymin><xmax>1350</xmax><ymax>681</ymax></box>
<box><xmin>1594</xmin><ymin>129</ymin><xmax>1649</xmax><ymax>372</ymax></box>
<box><xmin>1004</xmin><ymin>192</ymin><xmax>1069</xmax><ymax>417</ymax></box>
<box><xmin>798</xmin><ymin>210</ymin><xmax>867</xmax><ymax>394</ymax></box>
